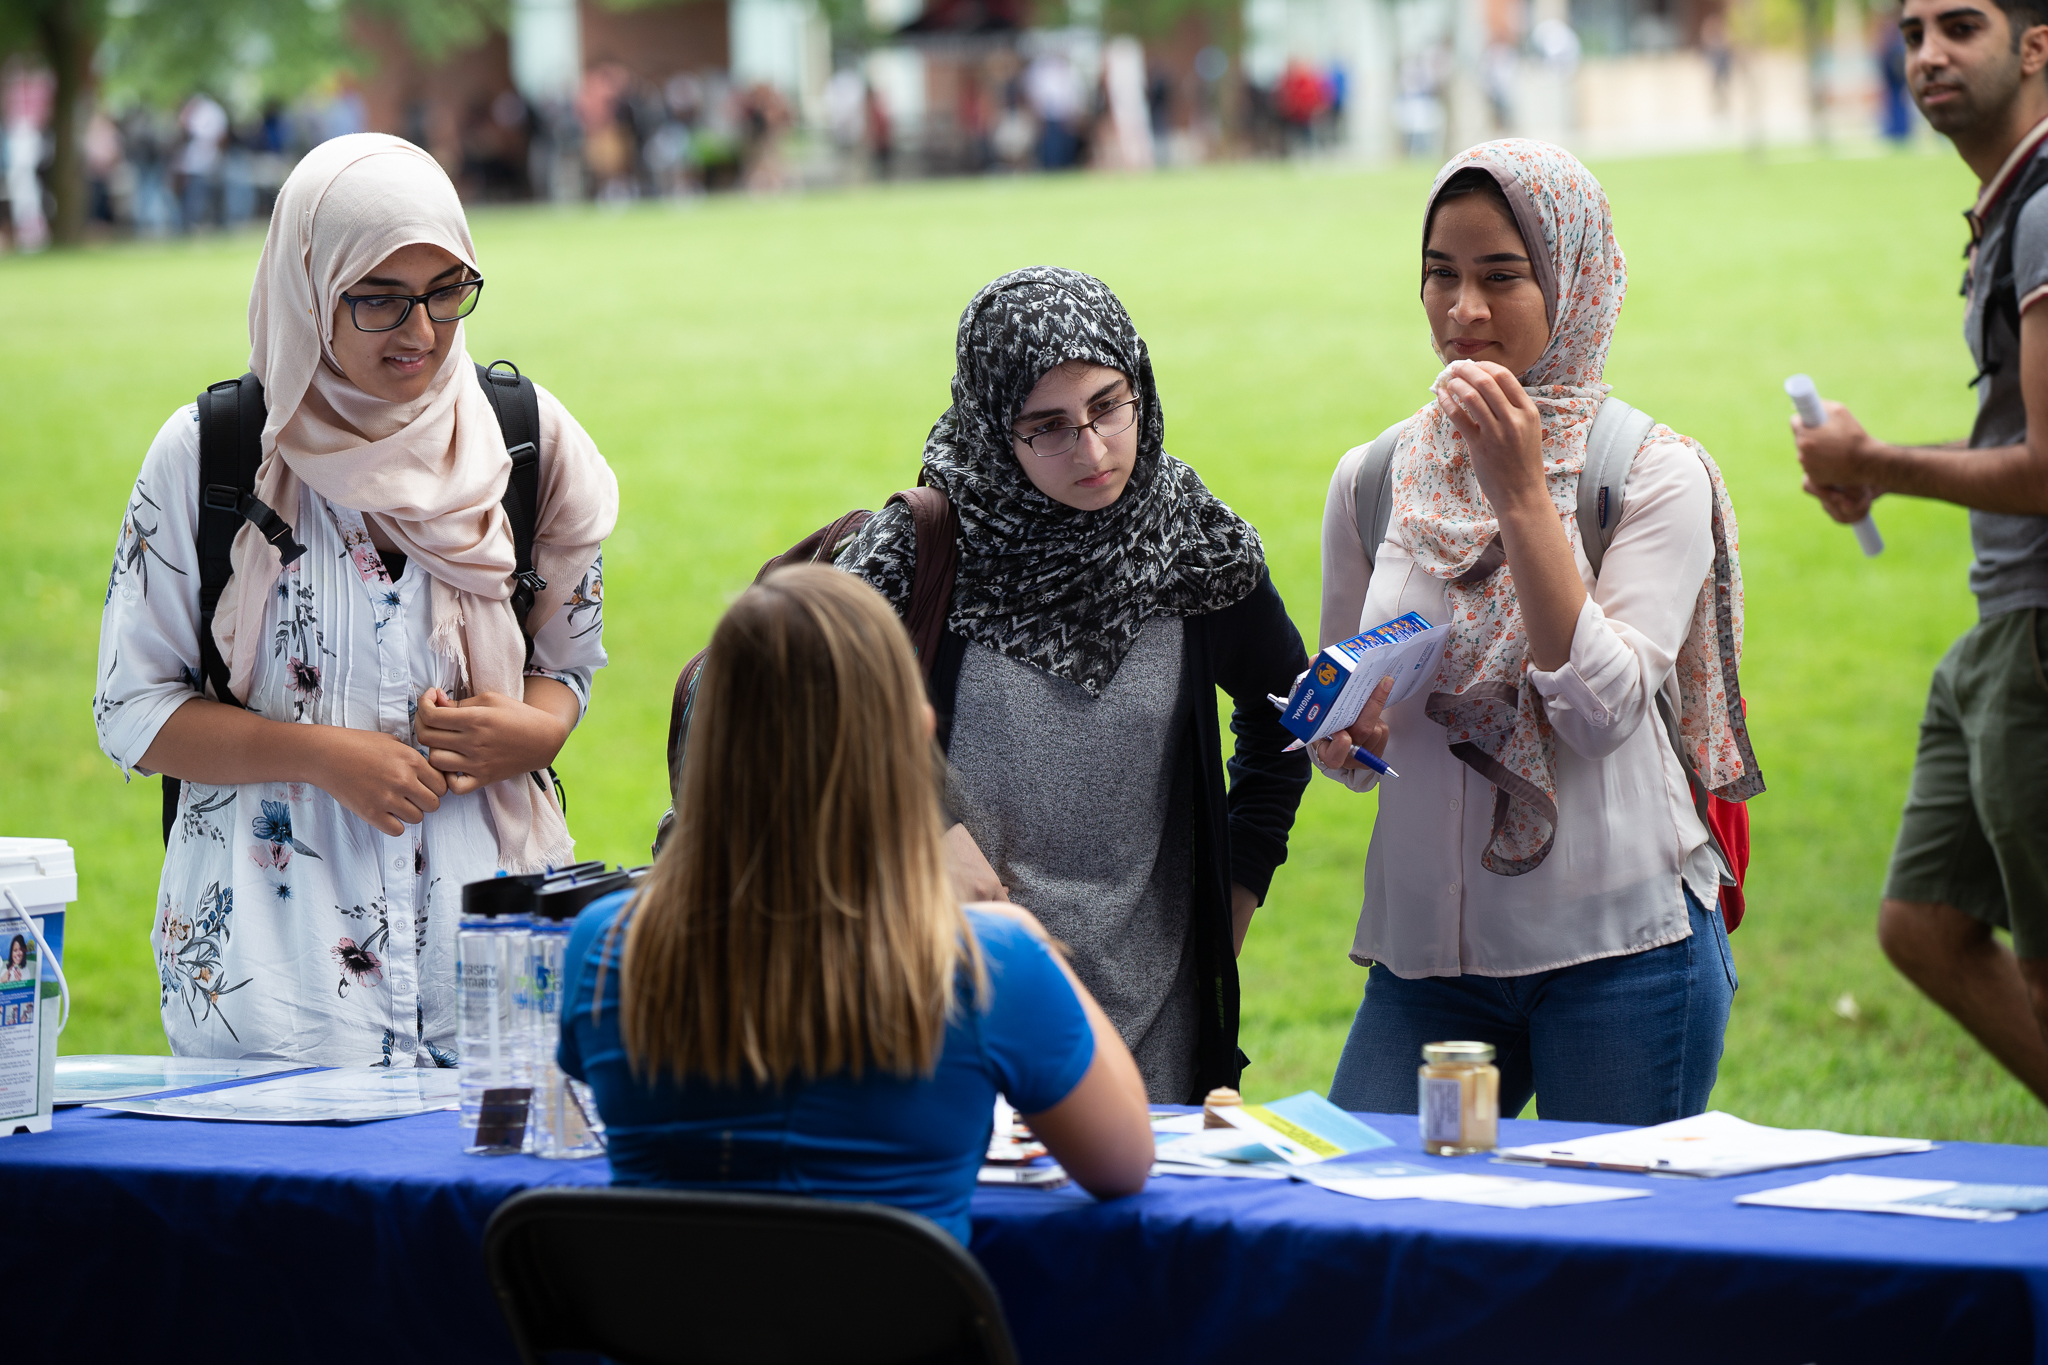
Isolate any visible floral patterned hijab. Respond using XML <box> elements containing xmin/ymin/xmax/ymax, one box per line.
<box><xmin>1393</xmin><ymin>139</ymin><xmax>1761</xmax><ymax>875</ymax></box>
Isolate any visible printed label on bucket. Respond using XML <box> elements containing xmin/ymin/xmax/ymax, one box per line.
<box><xmin>0</xmin><ymin>922</ymin><xmax>41</xmax><ymax>1122</ymax></box>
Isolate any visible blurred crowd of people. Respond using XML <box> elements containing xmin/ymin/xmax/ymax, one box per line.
<box><xmin>0</xmin><ymin>6</ymin><xmax>1929</xmax><ymax>254</ymax></box>
<box><xmin>0</xmin><ymin>56</ymin><xmax>807</xmax><ymax>250</ymax></box>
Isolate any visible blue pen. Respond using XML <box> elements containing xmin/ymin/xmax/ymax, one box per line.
<box><xmin>1349</xmin><ymin>746</ymin><xmax>1399</xmax><ymax>779</ymax></box>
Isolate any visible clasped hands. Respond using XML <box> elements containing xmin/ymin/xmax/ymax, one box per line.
<box><xmin>319</xmin><ymin>688</ymin><xmax>569</xmax><ymax>835</ymax></box>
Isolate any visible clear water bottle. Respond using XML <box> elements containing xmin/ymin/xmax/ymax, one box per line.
<box><xmin>527</xmin><ymin>914</ymin><xmax>603</xmax><ymax>1160</ymax></box>
<box><xmin>526</xmin><ymin>865</ymin><xmax>646</xmax><ymax>1159</ymax></box>
<box><xmin>457</xmin><ymin>872</ymin><xmax>540</xmax><ymax>1154</ymax></box>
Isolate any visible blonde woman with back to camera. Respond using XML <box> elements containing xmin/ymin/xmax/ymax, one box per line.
<box><xmin>556</xmin><ymin>566</ymin><xmax>1152</xmax><ymax>1241</ymax></box>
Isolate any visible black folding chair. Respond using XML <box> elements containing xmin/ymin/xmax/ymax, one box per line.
<box><xmin>482</xmin><ymin>1186</ymin><xmax>1021</xmax><ymax>1365</ymax></box>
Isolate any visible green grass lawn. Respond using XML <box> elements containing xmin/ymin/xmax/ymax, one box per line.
<box><xmin>5</xmin><ymin>146</ymin><xmax>2042</xmax><ymax>1142</ymax></box>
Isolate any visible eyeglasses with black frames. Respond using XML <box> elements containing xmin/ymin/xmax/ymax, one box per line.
<box><xmin>1012</xmin><ymin>398</ymin><xmax>1140</xmax><ymax>459</ymax></box>
<box><xmin>339</xmin><ymin>276</ymin><xmax>485</xmax><ymax>333</ymax></box>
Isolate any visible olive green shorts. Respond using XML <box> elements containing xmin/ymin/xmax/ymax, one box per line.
<box><xmin>1886</xmin><ymin>608</ymin><xmax>2048</xmax><ymax>958</ymax></box>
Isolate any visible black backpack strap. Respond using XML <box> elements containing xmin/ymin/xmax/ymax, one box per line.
<box><xmin>195</xmin><ymin>372</ymin><xmax>303</xmax><ymax>705</ymax></box>
<box><xmin>476</xmin><ymin>359</ymin><xmax>545</xmax><ymax>660</ymax></box>
<box><xmin>171</xmin><ymin>372</ymin><xmax>302</xmax><ymax>843</ymax></box>
<box><xmin>1973</xmin><ymin>151</ymin><xmax>2048</xmax><ymax>385</ymax></box>
<box><xmin>474</xmin><ymin>359</ymin><xmax>562</xmax><ymax>806</ymax></box>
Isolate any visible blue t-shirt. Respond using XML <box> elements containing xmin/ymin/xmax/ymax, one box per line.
<box><xmin>558</xmin><ymin>891</ymin><xmax>1096</xmax><ymax>1244</ymax></box>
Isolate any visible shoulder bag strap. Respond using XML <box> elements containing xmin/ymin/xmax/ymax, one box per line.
<box><xmin>1351</xmin><ymin>421</ymin><xmax>1407</xmax><ymax>565</ymax></box>
<box><xmin>889</xmin><ymin>486</ymin><xmax>960</xmax><ymax>681</ymax></box>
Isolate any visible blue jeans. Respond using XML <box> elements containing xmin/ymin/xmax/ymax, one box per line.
<box><xmin>1327</xmin><ymin>887</ymin><xmax>1737</xmax><ymax>1125</ymax></box>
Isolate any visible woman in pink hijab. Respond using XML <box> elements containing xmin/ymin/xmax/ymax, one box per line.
<box><xmin>94</xmin><ymin>134</ymin><xmax>619</xmax><ymax>1066</ymax></box>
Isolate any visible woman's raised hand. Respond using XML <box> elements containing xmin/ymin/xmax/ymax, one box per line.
<box><xmin>1435</xmin><ymin>359</ymin><xmax>1548</xmax><ymax>515</ymax></box>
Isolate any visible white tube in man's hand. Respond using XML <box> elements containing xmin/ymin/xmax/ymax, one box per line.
<box><xmin>1786</xmin><ymin>373</ymin><xmax>1883</xmax><ymax>557</ymax></box>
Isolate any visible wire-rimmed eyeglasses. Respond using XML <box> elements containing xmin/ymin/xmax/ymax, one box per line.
<box><xmin>338</xmin><ymin>276</ymin><xmax>485</xmax><ymax>333</ymax></box>
<box><xmin>1012</xmin><ymin>398</ymin><xmax>1140</xmax><ymax>459</ymax></box>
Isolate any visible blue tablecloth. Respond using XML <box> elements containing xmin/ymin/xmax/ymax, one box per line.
<box><xmin>5</xmin><ymin>1094</ymin><xmax>2046</xmax><ymax>1364</ymax></box>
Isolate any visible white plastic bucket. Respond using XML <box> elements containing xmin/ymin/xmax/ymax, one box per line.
<box><xmin>0</xmin><ymin>838</ymin><xmax>75</xmax><ymax>1137</ymax></box>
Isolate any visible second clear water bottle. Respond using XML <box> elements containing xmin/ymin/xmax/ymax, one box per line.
<box><xmin>526</xmin><ymin>865</ymin><xmax>647</xmax><ymax>1158</ymax></box>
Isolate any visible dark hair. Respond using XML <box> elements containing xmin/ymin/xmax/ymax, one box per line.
<box><xmin>1993</xmin><ymin>0</ymin><xmax>2048</xmax><ymax>49</ymax></box>
<box><xmin>1425</xmin><ymin>167</ymin><xmax>1518</xmax><ymax>249</ymax></box>
<box><xmin>7</xmin><ymin>935</ymin><xmax>24</xmax><ymax>966</ymax></box>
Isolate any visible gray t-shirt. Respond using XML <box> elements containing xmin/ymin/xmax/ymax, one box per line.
<box><xmin>1963</xmin><ymin>176</ymin><xmax>2048</xmax><ymax>618</ymax></box>
<box><xmin>944</xmin><ymin>616</ymin><xmax>1199</xmax><ymax>1104</ymax></box>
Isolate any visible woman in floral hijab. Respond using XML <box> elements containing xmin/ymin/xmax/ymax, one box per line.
<box><xmin>1313</xmin><ymin>141</ymin><xmax>1761</xmax><ymax>1124</ymax></box>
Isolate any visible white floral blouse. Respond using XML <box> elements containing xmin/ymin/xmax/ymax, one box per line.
<box><xmin>94</xmin><ymin>397</ymin><xmax>607</xmax><ymax>1067</ymax></box>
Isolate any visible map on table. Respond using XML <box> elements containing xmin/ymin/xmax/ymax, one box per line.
<box><xmin>55</xmin><ymin>1055</ymin><xmax>307</xmax><ymax>1106</ymax></box>
<box><xmin>86</xmin><ymin>1066</ymin><xmax>460</xmax><ymax>1123</ymax></box>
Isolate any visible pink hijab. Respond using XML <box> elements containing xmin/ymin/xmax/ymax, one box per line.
<box><xmin>1391</xmin><ymin>139</ymin><xmax>1760</xmax><ymax>875</ymax></box>
<box><xmin>215</xmin><ymin>133</ymin><xmax>618</xmax><ymax>872</ymax></box>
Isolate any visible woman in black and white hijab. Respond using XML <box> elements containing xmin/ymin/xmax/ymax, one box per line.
<box><xmin>839</xmin><ymin>266</ymin><xmax>1311</xmax><ymax>1102</ymax></box>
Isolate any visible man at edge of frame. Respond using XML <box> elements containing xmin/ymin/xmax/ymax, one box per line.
<box><xmin>1795</xmin><ymin>0</ymin><xmax>2048</xmax><ymax>1107</ymax></box>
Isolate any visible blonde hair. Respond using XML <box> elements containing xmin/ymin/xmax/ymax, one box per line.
<box><xmin>616</xmin><ymin>564</ymin><xmax>983</xmax><ymax>1086</ymax></box>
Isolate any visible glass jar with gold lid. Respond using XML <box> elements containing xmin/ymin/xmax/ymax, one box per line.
<box><xmin>1418</xmin><ymin>1041</ymin><xmax>1499</xmax><ymax>1156</ymax></box>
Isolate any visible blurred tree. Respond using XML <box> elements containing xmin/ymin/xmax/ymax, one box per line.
<box><xmin>0</xmin><ymin>0</ymin><xmax>102</xmax><ymax>248</ymax></box>
<box><xmin>0</xmin><ymin>0</ymin><xmax>508</xmax><ymax>246</ymax></box>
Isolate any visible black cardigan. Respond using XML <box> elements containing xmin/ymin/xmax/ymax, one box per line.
<box><xmin>926</xmin><ymin>571</ymin><xmax>1313</xmax><ymax>1102</ymax></box>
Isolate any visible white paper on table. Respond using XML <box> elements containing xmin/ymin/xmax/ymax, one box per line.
<box><xmin>1495</xmin><ymin>1110</ymin><xmax>1933</xmax><ymax>1178</ymax></box>
<box><xmin>1736</xmin><ymin>1175</ymin><xmax>2018</xmax><ymax>1222</ymax></box>
<box><xmin>1151</xmin><ymin>1160</ymin><xmax>1295</xmax><ymax>1180</ymax></box>
<box><xmin>1303</xmin><ymin>1165</ymin><xmax>1650</xmax><ymax>1208</ymax></box>
<box><xmin>1149</xmin><ymin>1111</ymin><xmax>1207</xmax><ymax>1134</ymax></box>
<box><xmin>55</xmin><ymin>1054</ymin><xmax>307</xmax><ymax>1106</ymax></box>
<box><xmin>87</xmin><ymin>1066</ymin><xmax>460</xmax><ymax>1124</ymax></box>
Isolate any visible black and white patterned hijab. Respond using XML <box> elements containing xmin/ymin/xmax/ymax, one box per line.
<box><xmin>838</xmin><ymin>266</ymin><xmax>1266</xmax><ymax>697</ymax></box>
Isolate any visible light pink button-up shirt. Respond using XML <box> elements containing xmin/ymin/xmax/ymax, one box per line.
<box><xmin>1317</xmin><ymin>432</ymin><xmax>1723</xmax><ymax>979</ymax></box>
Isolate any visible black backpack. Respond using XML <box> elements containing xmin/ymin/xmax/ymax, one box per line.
<box><xmin>162</xmin><ymin>359</ymin><xmax>550</xmax><ymax>843</ymax></box>
<box><xmin>1972</xmin><ymin>148</ymin><xmax>2048</xmax><ymax>386</ymax></box>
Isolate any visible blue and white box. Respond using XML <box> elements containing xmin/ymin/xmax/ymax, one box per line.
<box><xmin>1276</xmin><ymin>612</ymin><xmax>1449</xmax><ymax>747</ymax></box>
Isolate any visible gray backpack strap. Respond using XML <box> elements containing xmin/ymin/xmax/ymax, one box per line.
<box><xmin>1352</xmin><ymin>420</ymin><xmax>1408</xmax><ymax>564</ymax></box>
<box><xmin>1585</xmin><ymin>397</ymin><xmax>1733</xmax><ymax>886</ymax></box>
<box><xmin>1576</xmin><ymin>396</ymin><xmax>1656</xmax><ymax>579</ymax></box>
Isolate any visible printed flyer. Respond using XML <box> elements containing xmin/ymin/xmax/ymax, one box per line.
<box><xmin>0</xmin><ymin>923</ymin><xmax>41</xmax><ymax>1125</ymax></box>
